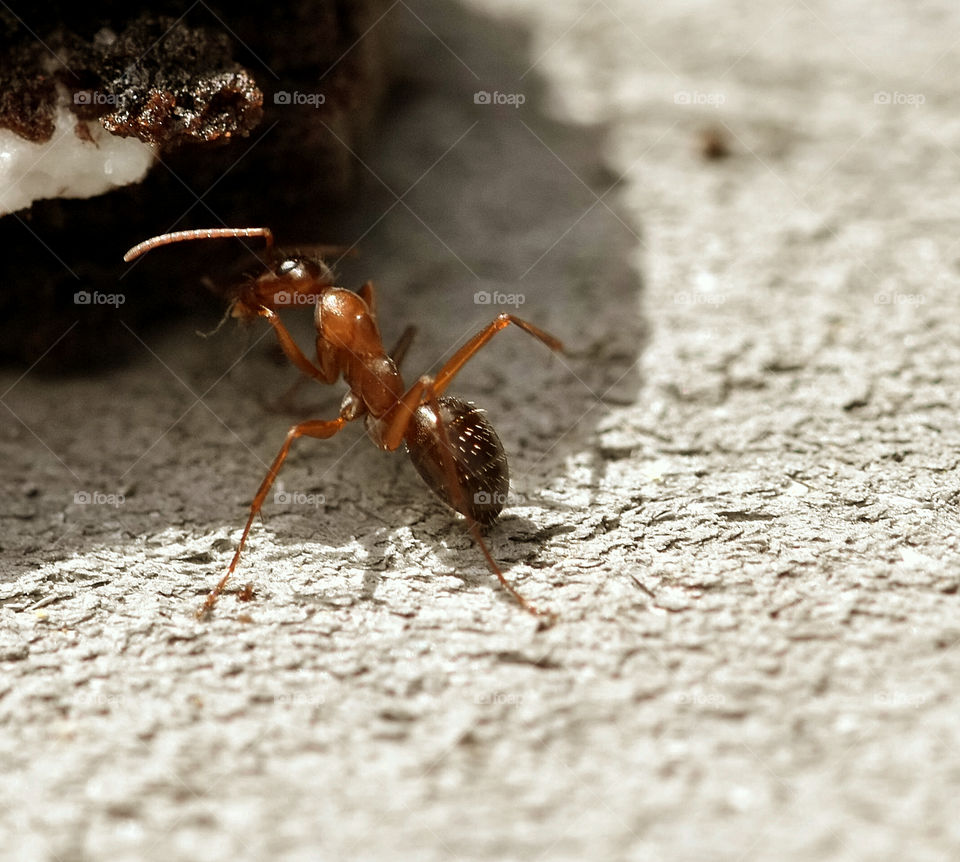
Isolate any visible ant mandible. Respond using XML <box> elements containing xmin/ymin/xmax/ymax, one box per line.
<box><xmin>124</xmin><ymin>227</ymin><xmax>565</xmax><ymax>621</ymax></box>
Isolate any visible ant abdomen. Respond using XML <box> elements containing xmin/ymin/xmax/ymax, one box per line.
<box><xmin>406</xmin><ymin>396</ymin><xmax>510</xmax><ymax>526</ymax></box>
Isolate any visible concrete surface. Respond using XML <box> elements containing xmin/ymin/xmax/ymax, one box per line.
<box><xmin>2</xmin><ymin>1</ymin><xmax>959</xmax><ymax>860</ymax></box>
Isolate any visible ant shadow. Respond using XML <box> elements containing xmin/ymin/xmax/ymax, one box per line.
<box><xmin>259</xmin><ymin>0</ymin><xmax>644</xmax><ymax>612</ymax></box>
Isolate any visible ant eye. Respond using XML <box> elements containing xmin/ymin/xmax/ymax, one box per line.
<box><xmin>277</xmin><ymin>257</ymin><xmax>305</xmax><ymax>277</ymax></box>
<box><xmin>275</xmin><ymin>256</ymin><xmax>330</xmax><ymax>282</ymax></box>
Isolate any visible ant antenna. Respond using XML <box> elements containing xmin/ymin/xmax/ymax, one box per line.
<box><xmin>123</xmin><ymin>227</ymin><xmax>275</xmax><ymax>262</ymax></box>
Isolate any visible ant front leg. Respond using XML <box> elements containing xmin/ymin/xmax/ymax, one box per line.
<box><xmin>254</xmin><ymin>307</ymin><xmax>337</xmax><ymax>416</ymax></box>
<box><xmin>198</xmin><ymin>416</ymin><xmax>347</xmax><ymax>619</ymax></box>
<box><xmin>255</xmin><ymin>307</ymin><xmax>337</xmax><ymax>385</ymax></box>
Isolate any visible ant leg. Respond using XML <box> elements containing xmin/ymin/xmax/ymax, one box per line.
<box><xmin>197</xmin><ymin>416</ymin><xmax>347</xmax><ymax>619</ymax></box>
<box><xmin>378</xmin><ymin>311</ymin><xmax>561</xmax><ymax>453</ymax></box>
<box><xmin>389</xmin><ymin>325</ymin><xmax>417</xmax><ymax>370</ymax></box>
<box><xmin>256</xmin><ymin>307</ymin><xmax>337</xmax><ymax>385</ymax></box>
<box><xmin>378</xmin><ymin>375</ymin><xmax>431</xmax><ymax>451</ymax></box>
<box><xmin>433</xmin><ymin>313</ymin><xmax>564</xmax><ymax>395</ymax></box>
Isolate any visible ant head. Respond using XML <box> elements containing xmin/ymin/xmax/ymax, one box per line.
<box><xmin>271</xmin><ymin>254</ymin><xmax>334</xmax><ymax>285</ymax></box>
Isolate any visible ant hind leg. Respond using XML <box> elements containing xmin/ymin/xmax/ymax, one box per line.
<box><xmin>433</xmin><ymin>313</ymin><xmax>563</xmax><ymax>396</ymax></box>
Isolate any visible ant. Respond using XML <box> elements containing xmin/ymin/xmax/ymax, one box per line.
<box><xmin>124</xmin><ymin>227</ymin><xmax>566</xmax><ymax>621</ymax></box>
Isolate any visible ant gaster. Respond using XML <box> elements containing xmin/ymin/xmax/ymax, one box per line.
<box><xmin>124</xmin><ymin>227</ymin><xmax>565</xmax><ymax>620</ymax></box>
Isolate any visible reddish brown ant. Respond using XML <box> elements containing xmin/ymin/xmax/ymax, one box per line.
<box><xmin>124</xmin><ymin>227</ymin><xmax>565</xmax><ymax>620</ymax></box>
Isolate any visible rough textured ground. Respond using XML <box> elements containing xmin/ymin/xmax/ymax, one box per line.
<box><xmin>2</xmin><ymin>1</ymin><xmax>959</xmax><ymax>860</ymax></box>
